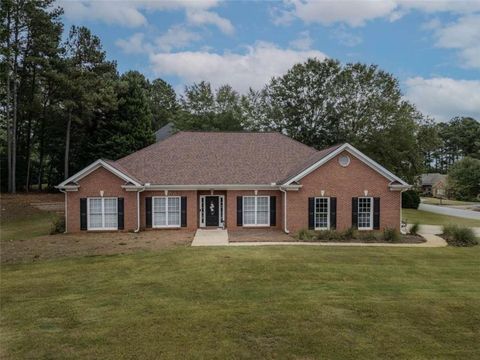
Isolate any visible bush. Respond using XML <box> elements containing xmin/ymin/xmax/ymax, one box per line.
<box><xmin>383</xmin><ymin>228</ymin><xmax>400</xmax><ymax>242</ymax></box>
<box><xmin>402</xmin><ymin>190</ymin><xmax>420</xmax><ymax>209</ymax></box>
<box><xmin>356</xmin><ymin>231</ymin><xmax>378</xmax><ymax>242</ymax></box>
<box><xmin>50</xmin><ymin>216</ymin><xmax>65</xmax><ymax>235</ymax></box>
<box><xmin>442</xmin><ymin>225</ymin><xmax>478</xmax><ymax>247</ymax></box>
<box><xmin>409</xmin><ymin>222</ymin><xmax>420</xmax><ymax>236</ymax></box>
<box><xmin>342</xmin><ymin>227</ymin><xmax>356</xmax><ymax>240</ymax></box>
<box><xmin>297</xmin><ymin>228</ymin><xmax>316</xmax><ymax>241</ymax></box>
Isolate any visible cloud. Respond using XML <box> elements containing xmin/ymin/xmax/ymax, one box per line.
<box><xmin>186</xmin><ymin>9</ymin><xmax>234</xmax><ymax>34</ymax></box>
<box><xmin>149</xmin><ymin>42</ymin><xmax>327</xmax><ymax>92</ymax></box>
<box><xmin>156</xmin><ymin>26</ymin><xmax>202</xmax><ymax>51</ymax></box>
<box><xmin>289</xmin><ymin>31</ymin><xmax>312</xmax><ymax>50</ymax></box>
<box><xmin>331</xmin><ymin>26</ymin><xmax>363</xmax><ymax>47</ymax></box>
<box><xmin>272</xmin><ymin>0</ymin><xmax>480</xmax><ymax>27</ymax></box>
<box><xmin>429</xmin><ymin>14</ymin><xmax>480</xmax><ymax>69</ymax></box>
<box><xmin>404</xmin><ymin>77</ymin><xmax>480</xmax><ymax>121</ymax></box>
<box><xmin>115</xmin><ymin>33</ymin><xmax>153</xmax><ymax>54</ymax></box>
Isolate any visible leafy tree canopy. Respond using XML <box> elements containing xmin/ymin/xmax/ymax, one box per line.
<box><xmin>448</xmin><ymin>157</ymin><xmax>480</xmax><ymax>201</ymax></box>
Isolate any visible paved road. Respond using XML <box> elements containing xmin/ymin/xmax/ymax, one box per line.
<box><xmin>419</xmin><ymin>203</ymin><xmax>480</xmax><ymax>220</ymax></box>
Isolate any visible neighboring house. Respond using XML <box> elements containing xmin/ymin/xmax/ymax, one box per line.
<box><xmin>419</xmin><ymin>173</ymin><xmax>448</xmax><ymax>197</ymax></box>
<box><xmin>155</xmin><ymin>122</ymin><xmax>174</xmax><ymax>142</ymax></box>
<box><xmin>57</xmin><ymin>132</ymin><xmax>410</xmax><ymax>233</ymax></box>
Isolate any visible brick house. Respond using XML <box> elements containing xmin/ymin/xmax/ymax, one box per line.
<box><xmin>57</xmin><ymin>132</ymin><xmax>410</xmax><ymax>234</ymax></box>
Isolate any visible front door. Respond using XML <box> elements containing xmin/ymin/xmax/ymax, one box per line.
<box><xmin>205</xmin><ymin>196</ymin><xmax>219</xmax><ymax>226</ymax></box>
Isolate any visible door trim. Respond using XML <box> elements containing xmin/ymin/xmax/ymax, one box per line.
<box><xmin>199</xmin><ymin>195</ymin><xmax>225</xmax><ymax>228</ymax></box>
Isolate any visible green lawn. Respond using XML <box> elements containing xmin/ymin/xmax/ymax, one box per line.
<box><xmin>403</xmin><ymin>209</ymin><xmax>480</xmax><ymax>227</ymax></box>
<box><xmin>2</xmin><ymin>246</ymin><xmax>480</xmax><ymax>359</ymax></box>
<box><xmin>0</xmin><ymin>211</ymin><xmax>57</xmax><ymax>241</ymax></box>
<box><xmin>421</xmin><ymin>197</ymin><xmax>478</xmax><ymax>206</ymax></box>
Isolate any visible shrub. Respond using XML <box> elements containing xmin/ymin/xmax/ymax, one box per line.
<box><xmin>356</xmin><ymin>231</ymin><xmax>378</xmax><ymax>242</ymax></box>
<box><xmin>409</xmin><ymin>222</ymin><xmax>420</xmax><ymax>236</ymax></box>
<box><xmin>442</xmin><ymin>225</ymin><xmax>478</xmax><ymax>247</ymax></box>
<box><xmin>50</xmin><ymin>216</ymin><xmax>65</xmax><ymax>235</ymax></box>
<box><xmin>297</xmin><ymin>228</ymin><xmax>316</xmax><ymax>241</ymax></box>
<box><xmin>342</xmin><ymin>227</ymin><xmax>356</xmax><ymax>240</ymax></box>
<box><xmin>315</xmin><ymin>230</ymin><xmax>342</xmax><ymax>241</ymax></box>
<box><xmin>402</xmin><ymin>190</ymin><xmax>420</xmax><ymax>209</ymax></box>
<box><xmin>383</xmin><ymin>228</ymin><xmax>400</xmax><ymax>242</ymax></box>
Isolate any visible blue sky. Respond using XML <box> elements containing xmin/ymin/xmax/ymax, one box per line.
<box><xmin>59</xmin><ymin>0</ymin><xmax>480</xmax><ymax>122</ymax></box>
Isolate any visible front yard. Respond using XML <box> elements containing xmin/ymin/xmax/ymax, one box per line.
<box><xmin>402</xmin><ymin>208</ymin><xmax>480</xmax><ymax>227</ymax></box>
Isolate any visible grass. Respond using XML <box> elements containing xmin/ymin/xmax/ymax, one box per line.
<box><xmin>421</xmin><ymin>197</ymin><xmax>478</xmax><ymax>206</ymax></box>
<box><xmin>0</xmin><ymin>211</ymin><xmax>57</xmax><ymax>241</ymax></box>
<box><xmin>2</xmin><ymin>246</ymin><xmax>480</xmax><ymax>359</ymax></box>
<box><xmin>402</xmin><ymin>209</ymin><xmax>480</xmax><ymax>227</ymax></box>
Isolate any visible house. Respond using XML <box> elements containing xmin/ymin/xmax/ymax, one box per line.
<box><xmin>56</xmin><ymin>132</ymin><xmax>410</xmax><ymax>233</ymax></box>
<box><xmin>155</xmin><ymin>122</ymin><xmax>174</xmax><ymax>142</ymax></box>
<box><xmin>419</xmin><ymin>173</ymin><xmax>447</xmax><ymax>197</ymax></box>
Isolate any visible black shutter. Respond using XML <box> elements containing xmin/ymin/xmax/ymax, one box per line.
<box><xmin>308</xmin><ymin>197</ymin><xmax>315</xmax><ymax>230</ymax></box>
<box><xmin>330</xmin><ymin>197</ymin><xmax>337</xmax><ymax>229</ymax></box>
<box><xmin>145</xmin><ymin>197</ymin><xmax>152</xmax><ymax>228</ymax></box>
<box><xmin>181</xmin><ymin>196</ymin><xmax>187</xmax><ymax>227</ymax></box>
<box><xmin>117</xmin><ymin>198</ymin><xmax>124</xmax><ymax>230</ymax></box>
<box><xmin>270</xmin><ymin>196</ymin><xmax>276</xmax><ymax>226</ymax></box>
<box><xmin>80</xmin><ymin>198</ymin><xmax>87</xmax><ymax>230</ymax></box>
<box><xmin>373</xmin><ymin>197</ymin><xmax>380</xmax><ymax>230</ymax></box>
<box><xmin>352</xmin><ymin>197</ymin><xmax>358</xmax><ymax>229</ymax></box>
<box><xmin>237</xmin><ymin>196</ymin><xmax>243</xmax><ymax>226</ymax></box>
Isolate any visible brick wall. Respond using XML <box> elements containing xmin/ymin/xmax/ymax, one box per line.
<box><xmin>66</xmin><ymin>167</ymin><xmax>137</xmax><ymax>232</ymax></box>
<box><xmin>287</xmin><ymin>150</ymin><xmax>401</xmax><ymax>233</ymax></box>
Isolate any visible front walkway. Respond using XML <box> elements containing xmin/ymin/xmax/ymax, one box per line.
<box><xmin>191</xmin><ymin>229</ymin><xmax>229</xmax><ymax>246</ymax></box>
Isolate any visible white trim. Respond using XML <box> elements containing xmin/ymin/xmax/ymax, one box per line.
<box><xmin>123</xmin><ymin>184</ymin><xmax>302</xmax><ymax>191</ymax></box>
<box><xmin>242</xmin><ymin>196</ymin><xmax>270</xmax><ymax>227</ymax></box>
<box><xmin>199</xmin><ymin>195</ymin><xmax>225</xmax><ymax>228</ymax></box>
<box><xmin>152</xmin><ymin>196</ymin><xmax>181</xmax><ymax>228</ymax></box>
<box><xmin>57</xmin><ymin>159</ymin><xmax>141</xmax><ymax>188</ymax></box>
<box><xmin>283</xmin><ymin>143</ymin><xmax>409</xmax><ymax>187</ymax></box>
<box><xmin>357</xmin><ymin>197</ymin><xmax>373</xmax><ymax>231</ymax></box>
<box><xmin>87</xmin><ymin>197</ymin><xmax>118</xmax><ymax>231</ymax></box>
<box><xmin>314</xmin><ymin>197</ymin><xmax>330</xmax><ymax>230</ymax></box>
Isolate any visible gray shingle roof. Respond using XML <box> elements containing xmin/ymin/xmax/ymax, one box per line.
<box><xmin>420</xmin><ymin>173</ymin><xmax>447</xmax><ymax>186</ymax></box>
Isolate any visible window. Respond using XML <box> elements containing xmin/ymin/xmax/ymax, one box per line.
<box><xmin>153</xmin><ymin>196</ymin><xmax>181</xmax><ymax>227</ymax></box>
<box><xmin>87</xmin><ymin>197</ymin><xmax>118</xmax><ymax>230</ymax></box>
<box><xmin>314</xmin><ymin>197</ymin><xmax>330</xmax><ymax>230</ymax></box>
<box><xmin>243</xmin><ymin>196</ymin><xmax>270</xmax><ymax>226</ymax></box>
<box><xmin>358</xmin><ymin>197</ymin><xmax>373</xmax><ymax>230</ymax></box>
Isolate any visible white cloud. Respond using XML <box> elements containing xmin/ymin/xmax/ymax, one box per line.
<box><xmin>273</xmin><ymin>0</ymin><xmax>480</xmax><ymax>27</ymax></box>
<box><xmin>156</xmin><ymin>26</ymin><xmax>201</xmax><ymax>51</ymax></box>
<box><xmin>289</xmin><ymin>31</ymin><xmax>312</xmax><ymax>50</ymax></box>
<box><xmin>404</xmin><ymin>77</ymin><xmax>480</xmax><ymax>121</ymax></box>
<box><xmin>430</xmin><ymin>14</ymin><xmax>480</xmax><ymax>69</ymax></box>
<box><xmin>115</xmin><ymin>33</ymin><xmax>153</xmax><ymax>54</ymax></box>
<box><xmin>186</xmin><ymin>9</ymin><xmax>234</xmax><ymax>34</ymax></box>
<box><xmin>331</xmin><ymin>26</ymin><xmax>363</xmax><ymax>47</ymax></box>
<box><xmin>149</xmin><ymin>42</ymin><xmax>327</xmax><ymax>92</ymax></box>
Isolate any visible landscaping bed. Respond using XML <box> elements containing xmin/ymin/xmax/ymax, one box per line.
<box><xmin>296</xmin><ymin>228</ymin><xmax>426</xmax><ymax>244</ymax></box>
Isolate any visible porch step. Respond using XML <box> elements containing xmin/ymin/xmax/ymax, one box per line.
<box><xmin>191</xmin><ymin>229</ymin><xmax>229</xmax><ymax>246</ymax></box>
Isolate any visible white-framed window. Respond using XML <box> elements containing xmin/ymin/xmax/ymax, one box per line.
<box><xmin>153</xmin><ymin>196</ymin><xmax>181</xmax><ymax>228</ymax></box>
<box><xmin>314</xmin><ymin>197</ymin><xmax>330</xmax><ymax>230</ymax></box>
<box><xmin>358</xmin><ymin>197</ymin><xmax>373</xmax><ymax>230</ymax></box>
<box><xmin>87</xmin><ymin>197</ymin><xmax>118</xmax><ymax>230</ymax></box>
<box><xmin>243</xmin><ymin>196</ymin><xmax>270</xmax><ymax>226</ymax></box>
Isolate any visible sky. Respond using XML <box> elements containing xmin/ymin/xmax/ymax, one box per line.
<box><xmin>59</xmin><ymin>0</ymin><xmax>480</xmax><ymax>122</ymax></box>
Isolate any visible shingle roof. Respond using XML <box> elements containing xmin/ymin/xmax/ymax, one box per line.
<box><xmin>420</xmin><ymin>173</ymin><xmax>447</xmax><ymax>186</ymax></box>
<box><xmin>115</xmin><ymin>131</ymin><xmax>335</xmax><ymax>185</ymax></box>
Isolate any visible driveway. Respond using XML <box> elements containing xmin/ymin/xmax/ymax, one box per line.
<box><xmin>418</xmin><ymin>203</ymin><xmax>480</xmax><ymax>220</ymax></box>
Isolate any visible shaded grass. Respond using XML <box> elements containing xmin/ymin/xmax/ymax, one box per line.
<box><xmin>421</xmin><ymin>197</ymin><xmax>478</xmax><ymax>206</ymax></box>
<box><xmin>2</xmin><ymin>246</ymin><xmax>480</xmax><ymax>359</ymax></box>
<box><xmin>1</xmin><ymin>211</ymin><xmax>57</xmax><ymax>241</ymax></box>
<box><xmin>403</xmin><ymin>209</ymin><xmax>480</xmax><ymax>227</ymax></box>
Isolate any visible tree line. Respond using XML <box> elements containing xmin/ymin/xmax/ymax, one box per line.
<box><xmin>1</xmin><ymin>0</ymin><xmax>478</xmax><ymax>193</ymax></box>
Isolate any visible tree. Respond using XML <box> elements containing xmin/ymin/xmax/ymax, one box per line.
<box><xmin>448</xmin><ymin>157</ymin><xmax>480</xmax><ymax>201</ymax></box>
<box><xmin>148</xmin><ymin>78</ymin><xmax>178</xmax><ymax>130</ymax></box>
<box><xmin>244</xmin><ymin>58</ymin><xmax>431</xmax><ymax>183</ymax></box>
<box><xmin>175</xmin><ymin>81</ymin><xmax>244</xmax><ymax>131</ymax></box>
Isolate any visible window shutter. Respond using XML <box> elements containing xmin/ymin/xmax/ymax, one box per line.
<box><xmin>117</xmin><ymin>198</ymin><xmax>124</xmax><ymax>230</ymax></box>
<box><xmin>330</xmin><ymin>197</ymin><xmax>337</xmax><ymax>229</ymax></box>
<box><xmin>352</xmin><ymin>197</ymin><xmax>358</xmax><ymax>229</ymax></box>
<box><xmin>145</xmin><ymin>197</ymin><xmax>152</xmax><ymax>228</ymax></box>
<box><xmin>80</xmin><ymin>198</ymin><xmax>87</xmax><ymax>230</ymax></box>
<box><xmin>373</xmin><ymin>197</ymin><xmax>380</xmax><ymax>230</ymax></box>
<box><xmin>181</xmin><ymin>196</ymin><xmax>187</xmax><ymax>227</ymax></box>
<box><xmin>237</xmin><ymin>196</ymin><xmax>243</xmax><ymax>226</ymax></box>
<box><xmin>270</xmin><ymin>196</ymin><xmax>276</xmax><ymax>226</ymax></box>
<box><xmin>308</xmin><ymin>197</ymin><xmax>315</xmax><ymax>230</ymax></box>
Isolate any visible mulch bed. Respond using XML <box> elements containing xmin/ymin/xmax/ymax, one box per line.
<box><xmin>315</xmin><ymin>234</ymin><xmax>425</xmax><ymax>244</ymax></box>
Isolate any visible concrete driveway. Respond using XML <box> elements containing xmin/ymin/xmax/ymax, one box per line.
<box><xmin>418</xmin><ymin>203</ymin><xmax>480</xmax><ymax>220</ymax></box>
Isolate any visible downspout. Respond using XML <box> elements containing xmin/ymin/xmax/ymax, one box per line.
<box><xmin>59</xmin><ymin>189</ymin><xmax>67</xmax><ymax>233</ymax></box>
<box><xmin>279</xmin><ymin>187</ymin><xmax>289</xmax><ymax>234</ymax></box>
<box><xmin>135</xmin><ymin>186</ymin><xmax>146</xmax><ymax>233</ymax></box>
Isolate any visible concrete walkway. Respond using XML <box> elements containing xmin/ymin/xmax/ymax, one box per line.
<box><xmin>191</xmin><ymin>229</ymin><xmax>229</xmax><ymax>246</ymax></box>
<box><xmin>419</xmin><ymin>203</ymin><xmax>480</xmax><ymax>220</ymax></box>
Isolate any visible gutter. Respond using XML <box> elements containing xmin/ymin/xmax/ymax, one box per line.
<box><xmin>135</xmin><ymin>186</ymin><xmax>146</xmax><ymax>233</ymax></box>
<box><xmin>279</xmin><ymin>187</ymin><xmax>290</xmax><ymax>234</ymax></box>
<box><xmin>58</xmin><ymin>189</ymin><xmax>68</xmax><ymax>233</ymax></box>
